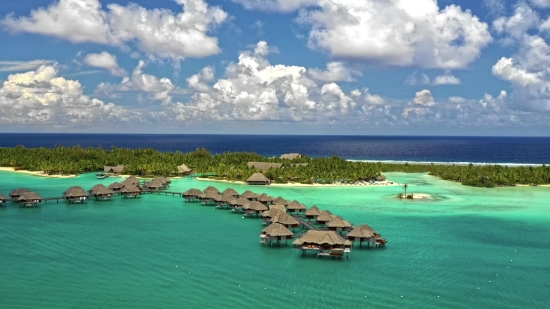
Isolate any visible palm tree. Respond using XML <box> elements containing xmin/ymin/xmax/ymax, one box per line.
<box><xmin>402</xmin><ymin>184</ymin><xmax>409</xmax><ymax>197</ymax></box>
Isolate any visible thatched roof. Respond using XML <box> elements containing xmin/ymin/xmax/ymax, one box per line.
<box><xmin>327</xmin><ymin>216</ymin><xmax>352</xmax><ymax>228</ymax></box>
<box><xmin>89</xmin><ymin>184</ymin><xmax>113</xmax><ymax>196</ymax></box>
<box><xmin>243</xmin><ymin>201</ymin><xmax>268</xmax><ymax>211</ymax></box>
<box><xmin>261</xmin><ymin>223</ymin><xmax>293</xmax><ymax>237</ymax></box>
<box><xmin>270</xmin><ymin>204</ymin><xmax>286</xmax><ymax>212</ymax></box>
<box><xmin>0</xmin><ymin>193</ymin><xmax>7</xmax><ymax>201</ymax></box>
<box><xmin>240</xmin><ymin>190</ymin><xmax>258</xmax><ymax>200</ymax></box>
<box><xmin>316</xmin><ymin>210</ymin><xmax>335</xmax><ymax>222</ymax></box>
<box><xmin>272</xmin><ymin>196</ymin><xmax>289</xmax><ymax>205</ymax></box>
<box><xmin>376</xmin><ymin>175</ymin><xmax>386</xmax><ymax>181</ymax></box>
<box><xmin>178</xmin><ymin>164</ymin><xmax>191</xmax><ymax>173</ymax></box>
<box><xmin>295</xmin><ymin>230</ymin><xmax>345</xmax><ymax>245</ymax></box>
<box><xmin>229</xmin><ymin>197</ymin><xmax>251</xmax><ymax>206</ymax></box>
<box><xmin>271</xmin><ymin>213</ymin><xmax>299</xmax><ymax>226</ymax></box>
<box><xmin>247</xmin><ymin>162</ymin><xmax>282</xmax><ymax>171</ymax></box>
<box><xmin>18</xmin><ymin>192</ymin><xmax>42</xmax><ymax>201</ymax></box>
<box><xmin>304</xmin><ymin>205</ymin><xmax>322</xmax><ymax>217</ymax></box>
<box><xmin>157</xmin><ymin>176</ymin><xmax>171</xmax><ymax>184</ymax></box>
<box><xmin>347</xmin><ymin>224</ymin><xmax>376</xmax><ymax>238</ymax></box>
<box><xmin>63</xmin><ymin>186</ymin><xmax>88</xmax><ymax>198</ymax></box>
<box><xmin>183</xmin><ymin>188</ymin><xmax>203</xmax><ymax>197</ymax></box>
<box><xmin>104</xmin><ymin>165</ymin><xmax>124</xmax><ymax>173</ymax></box>
<box><xmin>199</xmin><ymin>191</ymin><xmax>220</xmax><ymax>200</ymax></box>
<box><xmin>287</xmin><ymin>200</ymin><xmax>306</xmax><ymax>211</ymax></box>
<box><xmin>215</xmin><ymin>193</ymin><xmax>235</xmax><ymax>203</ymax></box>
<box><xmin>344</xmin><ymin>240</ymin><xmax>353</xmax><ymax>246</ymax></box>
<box><xmin>9</xmin><ymin>188</ymin><xmax>30</xmax><ymax>197</ymax></box>
<box><xmin>144</xmin><ymin>179</ymin><xmax>164</xmax><ymax>189</ymax></box>
<box><xmin>222</xmin><ymin>188</ymin><xmax>239</xmax><ymax>196</ymax></box>
<box><xmin>108</xmin><ymin>182</ymin><xmax>124</xmax><ymax>190</ymax></box>
<box><xmin>121</xmin><ymin>176</ymin><xmax>138</xmax><ymax>186</ymax></box>
<box><xmin>120</xmin><ymin>185</ymin><xmax>141</xmax><ymax>194</ymax></box>
<box><xmin>203</xmin><ymin>186</ymin><xmax>220</xmax><ymax>195</ymax></box>
<box><xmin>257</xmin><ymin>193</ymin><xmax>274</xmax><ymax>203</ymax></box>
<box><xmin>261</xmin><ymin>205</ymin><xmax>286</xmax><ymax>218</ymax></box>
<box><xmin>280</xmin><ymin>153</ymin><xmax>301</xmax><ymax>160</ymax></box>
<box><xmin>246</xmin><ymin>173</ymin><xmax>270</xmax><ymax>183</ymax></box>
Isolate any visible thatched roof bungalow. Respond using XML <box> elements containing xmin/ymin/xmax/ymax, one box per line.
<box><xmin>121</xmin><ymin>176</ymin><xmax>138</xmax><ymax>187</ymax></box>
<box><xmin>243</xmin><ymin>201</ymin><xmax>268</xmax><ymax>216</ymax></box>
<box><xmin>120</xmin><ymin>185</ymin><xmax>141</xmax><ymax>198</ymax></box>
<box><xmin>222</xmin><ymin>188</ymin><xmax>239</xmax><ymax>197</ymax></box>
<box><xmin>327</xmin><ymin>216</ymin><xmax>353</xmax><ymax>233</ymax></box>
<box><xmin>144</xmin><ymin>179</ymin><xmax>164</xmax><ymax>191</ymax></box>
<box><xmin>271</xmin><ymin>196</ymin><xmax>289</xmax><ymax>206</ymax></box>
<box><xmin>259</xmin><ymin>223</ymin><xmax>293</xmax><ymax>245</ymax></box>
<box><xmin>316</xmin><ymin>210</ymin><xmax>335</xmax><ymax>225</ymax></box>
<box><xmin>108</xmin><ymin>182</ymin><xmax>124</xmax><ymax>192</ymax></box>
<box><xmin>257</xmin><ymin>193</ymin><xmax>274</xmax><ymax>205</ymax></box>
<box><xmin>199</xmin><ymin>191</ymin><xmax>219</xmax><ymax>205</ymax></box>
<box><xmin>304</xmin><ymin>205</ymin><xmax>322</xmax><ymax>220</ymax></box>
<box><xmin>246</xmin><ymin>173</ymin><xmax>270</xmax><ymax>185</ymax></box>
<box><xmin>63</xmin><ymin>186</ymin><xmax>88</xmax><ymax>203</ymax></box>
<box><xmin>182</xmin><ymin>188</ymin><xmax>203</xmax><ymax>202</ymax></box>
<box><xmin>287</xmin><ymin>200</ymin><xmax>306</xmax><ymax>214</ymax></box>
<box><xmin>88</xmin><ymin>184</ymin><xmax>114</xmax><ymax>200</ymax></box>
<box><xmin>203</xmin><ymin>186</ymin><xmax>220</xmax><ymax>195</ymax></box>
<box><xmin>178</xmin><ymin>164</ymin><xmax>191</xmax><ymax>175</ymax></box>
<box><xmin>18</xmin><ymin>192</ymin><xmax>42</xmax><ymax>207</ymax></box>
<box><xmin>292</xmin><ymin>230</ymin><xmax>349</xmax><ymax>258</ymax></box>
<box><xmin>270</xmin><ymin>213</ymin><xmax>300</xmax><ymax>229</ymax></box>
<box><xmin>9</xmin><ymin>188</ymin><xmax>30</xmax><ymax>201</ymax></box>
<box><xmin>104</xmin><ymin>165</ymin><xmax>124</xmax><ymax>174</ymax></box>
<box><xmin>347</xmin><ymin>224</ymin><xmax>379</xmax><ymax>247</ymax></box>
<box><xmin>240</xmin><ymin>190</ymin><xmax>258</xmax><ymax>200</ymax></box>
<box><xmin>0</xmin><ymin>192</ymin><xmax>6</xmax><ymax>205</ymax></box>
<box><xmin>261</xmin><ymin>205</ymin><xmax>286</xmax><ymax>222</ymax></box>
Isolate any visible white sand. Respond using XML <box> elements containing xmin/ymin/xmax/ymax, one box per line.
<box><xmin>0</xmin><ymin>167</ymin><xmax>77</xmax><ymax>178</ymax></box>
<box><xmin>195</xmin><ymin>177</ymin><xmax>401</xmax><ymax>187</ymax></box>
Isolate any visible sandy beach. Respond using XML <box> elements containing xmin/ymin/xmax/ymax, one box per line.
<box><xmin>0</xmin><ymin>167</ymin><xmax>77</xmax><ymax>178</ymax></box>
<box><xmin>195</xmin><ymin>177</ymin><xmax>402</xmax><ymax>187</ymax></box>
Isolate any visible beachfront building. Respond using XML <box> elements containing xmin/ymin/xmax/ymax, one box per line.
<box><xmin>327</xmin><ymin>216</ymin><xmax>353</xmax><ymax>233</ymax></box>
<box><xmin>287</xmin><ymin>200</ymin><xmax>306</xmax><ymax>215</ymax></box>
<box><xmin>9</xmin><ymin>188</ymin><xmax>30</xmax><ymax>202</ymax></box>
<box><xmin>240</xmin><ymin>190</ymin><xmax>258</xmax><ymax>201</ymax></box>
<box><xmin>259</xmin><ymin>223</ymin><xmax>294</xmax><ymax>246</ymax></box>
<box><xmin>178</xmin><ymin>164</ymin><xmax>192</xmax><ymax>176</ymax></box>
<box><xmin>316</xmin><ymin>210</ymin><xmax>336</xmax><ymax>226</ymax></box>
<box><xmin>246</xmin><ymin>173</ymin><xmax>270</xmax><ymax>185</ymax></box>
<box><xmin>182</xmin><ymin>188</ymin><xmax>203</xmax><ymax>202</ymax></box>
<box><xmin>270</xmin><ymin>213</ymin><xmax>300</xmax><ymax>230</ymax></box>
<box><xmin>104</xmin><ymin>165</ymin><xmax>125</xmax><ymax>175</ymax></box>
<box><xmin>108</xmin><ymin>182</ymin><xmax>124</xmax><ymax>194</ymax></box>
<box><xmin>347</xmin><ymin>224</ymin><xmax>387</xmax><ymax>247</ymax></box>
<box><xmin>0</xmin><ymin>193</ymin><xmax>6</xmax><ymax>206</ymax></box>
<box><xmin>63</xmin><ymin>186</ymin><xmax>88</xmax><ymax>204</ymax></box>
<box><xmin>292</xmin><ymin>230</ymin><xmax>351</xmax><ymax>258</ymax></box>
<box><xmin>243</xmin><ymin>201</ymin><xmax>268</xmax><ymax>216</ymax></box>
<box><xmin>88</xmin><ymin>184</ymin><xmax>114</xmax><ymax>201</ymax></box>
<box><xmin>280</xmin><ymin>153</ymin><xmax>302</xmax><ymax>160</ymax></box>
<box><xmin>304</xmin><ymin>205</ymin><xmax>322</xmax><ymax>220</ymax></box>
<box><xmin>17</xmin><ymin>192</ymin><xmax>42</xmax><ymax>207</ymax></box>
<box><xmin>120</xmin><ymin>185</ymin><xmax>141</xmax><ymax>198</ymax></box>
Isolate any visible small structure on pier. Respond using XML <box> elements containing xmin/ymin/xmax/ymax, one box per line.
<box><xmin>178</xmin><ymin>164</ymin><xmax>192</xmax><ymax>175</ymax></box>
<box><xmin>63</xmin><ymin>186</ymin><xmax>88</xmax><ymax>203</ymax></box>
<box><xmin>246</xmin><ymin>173</ymin><xmax>270</xmax><ymax>185</ymax></box>
<box><xmin>104</xmin><ymin>165</ymin><xmax>124</xmax><ymax>175</ymax></box>
<box><xmin>88</xmin><ymin>184</ymin><xmax>114</xmax><ymax>201</ymax></box>
<box><xmin>203</xmin><ymin>186</ymin><xmax>220</xmax><ymax>195</ymax></box>
<box><xmin>257</xmin><ymin>193</ymin><xmax>274</xmax><ymax>205</ymax></box>
<box><xmin>259</xmin><ymin>223</ymin><xmax>293</xmax><ymax>246</ymax></box>
<box><xmin>316</xmin><ymin>210</ymin><xmax>335</xmax><ymax>225</ymax></box>
<box><xmin>304</xmin><ymin>205</ymin><xmax>322</xmax><ymax>220</ymax></box>
<box><xmin>347</xmin><ymin>224</ymin><xmax>386</xmax><ymax>247</ymax></box>
<box><xmin>108</xmin><ymin>182</ymin><xmax>124</xmax><ymax>194</ymax></box>
<box><xmin>287</xmin><ymin>200</ymin><xmax>306</xmax><ymax>215</ymax></box>
<box><xmin>327</xmin><ymin>216</ymin><xmax>353</xmax><ymax>233</ymax></box>
<box><xmin>241</xmin><ymin>190</ymin><xmax>258</xmax><ymax>200</ymax></box>
<box><xmin>17</xmin><ymin>192</ymin><xmax>42</xmax><ymax>207</ymax></box>
<box><xmin>182</xmin><ymin>188</ymin><xmax>203</xmax><ymax>202</ymax></box>
<box><xmin>120</xmin><ymin>185</ymin><xmax>141</xmax><ymax>198</ymax></box>
<box><xmin>9</xmin><ymin>188</ymin><xmax>30</xmax><ymax>202</ymax></box>
<box><xmin>243</xmin><ymin>201</ymin><xmax>268</xmax><ymax>216</ymax></box>
<box><xmin>293</xmin><ymin>230</ymin><xmax>350</xmax><ymax>258</ymax></box>
<box><xmin>270</xmin><ymin>213</ymin><xmax>300</xmax><ymax>230</ymax></box>
<box><xmin>0</xmin><ymin>192</ymin><xmax>6</xmax><ymax>206</ymax></box>
<box><xmin>222</xmin><ymin>188</ymin><xmax>239</xmax><ymax>197</ymax></box>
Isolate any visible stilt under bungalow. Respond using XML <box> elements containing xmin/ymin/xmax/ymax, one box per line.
<box><xmin>259</xmin><ymin>223</ymin><xmax>294</xmax><ymax>246</ymax></box>
<box><xmin>17</xmin><ymin>192</ymin><xmax>42</xmax><ymax>207</ymax></box>
<box><xmin>63</xmin><ymin>186</ymin><xmax>88</xmax><ymax>204</ymax></box>
<box><xmin>9</xmin><ymin>188</ymin><xmax>30</xmax><ymax>202</ymax></box>
<box><xmin>292</xmin><ymin>230</ymin><xmax>350</xmax><ymax>259</ymax></box>
<box><xmin>182</xmin><ymin>188</ymin><xmax>203</xmax><ymax>202</ymax></box>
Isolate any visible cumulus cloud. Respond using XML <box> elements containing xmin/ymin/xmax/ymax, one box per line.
<box><xmin>529</xmin><ymin>0</ymin><xmax>550</xmax><ymax>8</ymax></box>
<box><xmin>235</xmin><ymin>0</ymin><xmax>492</xmax><ymax>69</ymax></box>
<box><xmin>307</xmin><ymin>62</ymin><xmax>362</xmax><ymax>82</ymax></box>
<box><xmin>406</xmin><ymin>72</ymin><xmax>461</xmax><ymax>85</ymax></box>
<box><xmin>0</xmin><ymin>64</ymin><xmax>135</xmax><ymax>125</ymax></box>
<box><xmin>84</xmin><ymin>52</ymin><xmax>126</xmax><ymax>76</ymax></box>
<box><xmin>493</xmin><ymin>2</ymin><xmax>539</xmax><ymax>39</ymax></box>
<box><xmin>1</xmin><ymin>0</ymin><xmax>228</xmax><ymax>61</ymax></box>
<box><xmin>0</xmin><ymin>60</ymin><xmax>56</xmax><ymax>72</ymax></box>
<box><xmin>171</xmin><ymin>41</ymin><xmax>369</xmax><ymax>122</ymax></box>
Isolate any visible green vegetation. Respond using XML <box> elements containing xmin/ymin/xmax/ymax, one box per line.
<box><xmin>0</xmin><ymin>145</ymin><xmax>549</xmax><ymax>188</ymax></box>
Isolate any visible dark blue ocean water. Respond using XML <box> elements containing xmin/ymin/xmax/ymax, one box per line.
<box><xmin>0</xmin><ymin>133</ymin><xmax>549</xmax><ymax>164</ymax></box>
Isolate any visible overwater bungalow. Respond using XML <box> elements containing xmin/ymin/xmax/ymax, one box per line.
<box><xmin>158</xmin><ymin>176</ymin><xmax>171</xmax><ymax>185</ymax></box>
<box><xmin>347</xmin><ymin>224</ymin><xmax>387</xmax><ymax>247</ymax></box>
<box><xmin>316</xmin><ymin>210</ymin><xmax>335</xmax><ymax>225</ymax></box>
<box><xmin>261</xmin><ymin>205</ymin><xmax>286</xmax><ymax>224</ymax></box>
<box><xmin>120</xmin><ymin>185</ymin><xmax>141</xmax><ymax>198</ymax></box>
<box><xmin>104</xmin><ymin>165</ymin><xmax>124</xmax><ymax>175</ymax></box>
<box><xmin>287</xmin><ymin>200</ymin><xmax>306</xmax><ymax>215</ymax></box>
<box><xmin>17</xmin><ymin>192</ymin><xmax>42</xmax><ymax>207</ymax></box>
<box><xmin>229</xmin><ymin>197</ymin><xmax>251</xmax><ymax>212</ymax></box>
<box><xmin>240</xmin><ymin>190</ymin><xmax>258</xmax><ymax>201</ymax></box>
<box><xmin>246</xmin><ymin>173</ymin><xmax>270</xmax><ymax>185</ymax></box>
<box><xmin>63</xmin><ymin>186</ymin><xmax>88</xmax><ymax>203</ymax></box>
<box><xmin>222</xmin><ymin>188</ymin><xmax>239</xmax><ymax>197</ymax></box>
<box><xmin>243</xmin><ymin>201</ymin><xmax>268</xmax><ymax>216</ymax></box>
<box><xmin>270</xmin><ymin>213</ymin><xmax>300</xmax><ymax>230</ymax></box>
<box><xmin>304</xmin><ymin>205</ymin><xmax>322</xmax><ymax>220</ymax></box>
<box><xmin>292</xmin><ymin>230</ymin><xmax>350</xmax><ymax>258</ymax></box>
<box><xmin>203</xmin><ymin>186</ymin><xmax>220</xmax><ymax>195</ymax></box>
<box><xmin>271</xmin><ymin>196</ymin><xmax>289</xmax><ymax>206</ymax></box>
<box><xmin>259</xmin><ymin>223</ymin><xmax>294</xmax><ymax>246</ymax></box>
<box><xmin>108</xmin><ymin>182</ymin><xmax>124</xmax><ymax>193</ymax></box>
<box><xmin>182</xmin><ymin>188</ymin><xmax>203</xmax><ymax>202</ymax></box>
<box><xmin>0</xmin><ymin>193</ymin><xmax>6</xmax><ymax>206</ymax></box>
<box><xmin>9</xmin><ymin>188</ymin><xmax>30</xmax><ymax>202</ymax></box>
<box><xmin>215</xmin><ymin>193</ymin><xmax>235</xmax><ymax>209</ymax></box>
<box><xmin>327</xmin><ymin>216</ymin><xmax>353</xmax><ymax>233</ymax></box>
<box><xmin>257</xmin><ymin>193</ymin><xmax>274</xmax><ymax>205</ymax></box>
<box><xmin>88</xmin><ymin>184</ymin><xmax>114</xmax><ymax>201</ymax></box>
<box><xmin>199</xmin><ymin>191</ymin><xmax>219</xmax><ymax>205</ymax></box>
<box><xmin>144</xmin><ymin>179</ymin><xmax>164</xmax><ymax>191</ymax></box>
<box><xmin>121</xmin><ymin>175</ymin><xmax>139</xmax><ymax>187</ymax></box>
<box><xmin>178</xmin><ymin>164</ymin><xmax>192</xmax><ymax>175</ymax></box>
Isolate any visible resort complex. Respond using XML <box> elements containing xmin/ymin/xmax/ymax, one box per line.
<box><xmin>0</xmin><ymin>175</ymin><xmax>386</xmax><ymax>259</ymax></box>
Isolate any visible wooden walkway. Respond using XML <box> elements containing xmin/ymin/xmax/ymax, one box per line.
<box><xmin>292</xmin><ymin>215</ymin><xmax>319</xmax><ymax>231</ymax></box>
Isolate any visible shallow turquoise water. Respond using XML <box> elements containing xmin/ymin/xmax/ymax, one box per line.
<box><xmin>1</xmin><ymin>172</ymin><xmax>549</xmax><ymax>309</ymax></box>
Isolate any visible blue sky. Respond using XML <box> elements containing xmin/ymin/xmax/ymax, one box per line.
<box><xmin>0</xmin><ymin>0</ymin><xmax>549</xmax><ymax>135</ymax></box>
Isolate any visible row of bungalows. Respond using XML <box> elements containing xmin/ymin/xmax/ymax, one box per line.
<box><xmin>292</xmin><ymin>230</ymin><xmax>352</xmax><ymax>258</ymax></box>
<box><xmin>7</xmin><ymin>188</ymin><xmax>42</xmax><ymax>207</ymax></box>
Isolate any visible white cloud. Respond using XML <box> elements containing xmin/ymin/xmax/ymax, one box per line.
<box><xmin>405</xmin><ymin>72</ymin><xmax>461</xmax><ymax>85</ymax></box>
<box><xmin>493</xmin><ymin>2</ymin><xmax>539</xmax><ymax>39</ymax></box>
<box><xmin>449</xmin><ymin>96</ymin><xmax>467</xmax><ymax>103</ymax></box>
<box><xmin>0</xmin><ymin>60</ymin><xmax>56</xmax><ymax>72</ymax></box>
<box><xmin>84</xmin><ymin>52</ymin><xmax>126</xmax><ymax>76</ymax></box>
<box><xmin>492</xmin><ymin>57</ymin><xmax>541</xmax><ymax>87</ymax></box>
<box><xmin>413</xmin><ymin>89</ymin><xmax>435</xmax><ymax>107</ymax></box>
<box><xmin>432</xmin><ymin>75</ymin><xmax>461</xmax><ymax>85</ymax></box>
<box><xmin>235</xmin><ymin>0</ymin><xmax>492</xmax><ymax>69</ymax></box>
<box><xmin>0</xmin><ymin>64</ymin><xmax>135</xmax><ymax>124</ymax></box>
<box><xmin>308</xmin><ymin>62</ymin><xmax>362</xmax><ymax>82</ymax></box>
<box><xmin>2</xmin><ymin>0</ymin><xmax>228</xmax><ymax>61</ymax></box>
<box><xmin>529</xmin><ymin>0</ymin><xmax>550</xmax><ymax>8</ymax></box>
<box><xmin>483</xmin><ymin>0</ymin><xmax>507</xmax><ymax>16</ymax></box>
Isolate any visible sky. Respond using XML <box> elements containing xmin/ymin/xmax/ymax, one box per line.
<box><xmin>0</xmin><ymin>0</ymin><xmax>550</xmax><ymax>135</ymax></box>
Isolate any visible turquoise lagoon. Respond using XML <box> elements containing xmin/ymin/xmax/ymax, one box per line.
<box><xmin>1</xmin><ymin>171</ymin><xmax>549</xmax><ymax>309</ymax></box>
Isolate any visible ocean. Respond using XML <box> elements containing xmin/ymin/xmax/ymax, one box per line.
<box><xmin>1</xmin><ymin>135</ymin><xmax>550</xmax><ymax>308</ymax></box>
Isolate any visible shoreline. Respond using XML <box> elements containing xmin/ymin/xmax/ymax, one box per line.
<box><xmin>0</xmin><ymin>167</ymin><xmax>77</xmax><ymax>178</ymax></box>
<box><xmin>195</xmin><ymin>177</ymin><xmax>402</xmax><ymax>187</ymax></box>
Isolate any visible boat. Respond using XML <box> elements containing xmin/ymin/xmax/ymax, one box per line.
<box><xmin>96</xmin><ymin>173</ymin><xmax>109</xmax><ymax>179</ymax></box>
